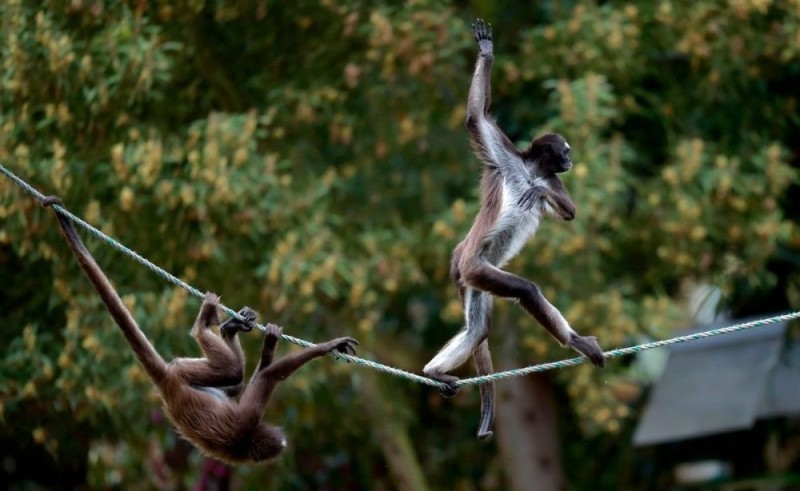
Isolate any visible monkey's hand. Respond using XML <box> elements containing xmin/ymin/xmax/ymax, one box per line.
<box><xmin>545</xmin><ymin>194</ymin><xmax>576</xmax><ymax>221</ymax></box>
<box><xmin>324</xmin><ymin>337</ymin><xmax>359</xmax><ymax>358</ymax></box>
<box><xmin>264</xmin><ymin>323</ymin><xmax>283</xmax><ymax>341</ymax></box>
<box><xmin>196</xmin><ymin>292</ymin><xmax>222</xmax><ymax>329</ymax></box>
<box><xmin>472</xmin><ymin>19</ymin><xmax>493</xmax><ymax>57</ymax></box>
<box><xmin>517</xmin><ymin>186</ymin><xmax>546</xmax><ymax>211</ymax></box>
<box><xmin>220</xmin><ymin>307</ymin><xmax>258</xmax><ymax>335</ymax></box>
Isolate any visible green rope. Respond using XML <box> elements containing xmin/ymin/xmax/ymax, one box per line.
<box><xmin>0</xmin><ymin>164</ymin><xmax>447</xmax><ymax>390</ymax></box>
<box><xmin>2</xmin><ymin>164</ymin><xmax>798</xmax><ymax>391</ymax></box>
<box><xmin>457</xmin><ymin>311</ymin><xmax>800</xmax><ymax>385</ymax></box>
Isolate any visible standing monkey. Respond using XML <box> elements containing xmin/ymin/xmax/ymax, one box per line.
<box><xmin>423</xmin><ymin>20</ymin><xmax>605</xmax><ymax>440</ymax></box>
<box><xmin>43</xmin><ymin>196</ymin><xmax>358</xmax><ymax>464</ymax></box>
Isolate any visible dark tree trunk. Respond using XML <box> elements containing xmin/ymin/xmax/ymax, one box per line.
<box><xmin>360</xmin><ymin>372</ymin><xmax>430</xmax><ymax>491</ymax></box>
<box><xmin>495</xmin><ymin>331</ymin><xmax>565</xmax><ymax>491</ymax></box>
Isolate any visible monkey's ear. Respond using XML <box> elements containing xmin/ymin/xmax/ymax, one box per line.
<box><xmin>529</xmin><ymin>142</ymin><xmax>551</xmax><ymax>161</ymax></box>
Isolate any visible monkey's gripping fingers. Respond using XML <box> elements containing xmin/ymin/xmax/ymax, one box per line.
<box><xmin>195</xmin><ymin>292</ymin><xmax>222</xmax><ymax>330</ymax></box>
<box><xmin>203</xmin><ymin>292</ymin><xmax>221</xmax><ymax>307</ymax></box>
<box><xmin>568</xmin><ymin>334</ymin><xmax>606</xmax><ymax>368</ymax></box>
<box><xmin>517</xmin><ymin>187</ymin><xmax>544</xmax><ymax>211</ymax></box>
<box><xmin>263</xmin><ymin>323</ymin><xmax>283</xmax><ymax>341</ymax></box>
<box><xmin>428</xmin><ymin>373</ymin><xmax>461</xmax><ymax>398</ymax></box>
<box><xmin>326</xmin><ymin>337</ymin><xmax>359</xmax><ymax>359</ymax></box>
<box><xmin>42</xmin><ymin>195</ymin><xmax>64</xmax><ymax>207</ymax></box>
<box><xmin>472</xmin><ymin>18</ymin><xmax>492</xmax><ymax>42</ymax></box>
<box><xmin>220</xmin><ymin>307</ymin><xmax>258</xmax><ymax>334</ymax></box>
<box><xmin>472</xmin><ymin>19</ymin><xmax>493</xmax><ymax>56</ymax></box>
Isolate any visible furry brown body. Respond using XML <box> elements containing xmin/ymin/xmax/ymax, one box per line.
<box><xmin>44</xmin><ymin>197</ymin><xmax>358</xmax><ymax>464</ymax></box>
<box><xmin>423</xmin><ymin>20</ymin><xmax>605</xmax><ymax>440</ymax></box>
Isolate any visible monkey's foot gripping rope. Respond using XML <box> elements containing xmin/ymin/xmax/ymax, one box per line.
<box><xmin>3</xmin><ymin>164</ymin><xmax>799</xmax><ymax>390</ymax></box>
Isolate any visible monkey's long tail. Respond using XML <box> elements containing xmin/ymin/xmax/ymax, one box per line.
<box><xmin>474</xmin><ymin>340</ymin><xmax>495</xmax><ymax>440</ymax></box>
<box><xmin>51</xmin><ymin>209</ymin><xmax>170</xmax><ymax>383</ymax></box>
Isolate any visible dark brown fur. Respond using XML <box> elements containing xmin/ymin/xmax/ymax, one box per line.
<box><xmin>44</xmin><ymin>196</ymin><xmax>358</xmax><ymax>464</ymax></box>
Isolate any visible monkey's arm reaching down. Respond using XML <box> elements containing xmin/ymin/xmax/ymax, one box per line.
<box><xmin>517</xmin><ymin>178</ymin><xmax>576</xmax><ymax>220</ymax></box>
<box><xmin>216</xmin><ymin>307</ymin><xmax>257</xmax><ymax>397</ymax></box>
<box><xmin>541</xmin><ymin>177</ymin><xmax>577</xmax><ymax>220</ymax></box>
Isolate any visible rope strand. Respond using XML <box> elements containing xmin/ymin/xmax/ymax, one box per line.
<box><xmin>456</xmin><ymin>311</ymin><xmax>800</xmax><ymax>386</ymax></box>
<box><xmin>2</xmin><ymin>164</ymin><xmax>797</xmax><ymax>390</ymax></box>
<box><xmin>0</xmin><ymin>164</ymin><xmax>448</xmax><ymax>390</ymax></box>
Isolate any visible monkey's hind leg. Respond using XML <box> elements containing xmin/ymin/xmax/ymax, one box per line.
<box><xmin>423</xmin><ymin>336</ymin><xmax>467</xmax><ymax>398</ymax></box>
<box><xmin>216</xmin><ymin>306</ymin><xmax>258</xmax><ymax>397</ymax></box>
<box><xmin>261</xmin><ymin>334</ymin><xmax>358</xmax><ymax>381</ymax></box>
<box><xmin>464</xmin><ymin>261</ymin><xmax>606</xmax><ymax>368</ymax></box>
<box><xmin>423</xmin><ymin>288</ymin><xmax>491</xmax><ymax>398</ymax></box>
<box><xmin>238</xmin><ymin>327</ymin><xmax>358</xmax><ymax>424</ymax></box>
<box><xmin>171</xmin><ymin>293</ymin><xmax>247</xmax><ymax>388</ymax></box>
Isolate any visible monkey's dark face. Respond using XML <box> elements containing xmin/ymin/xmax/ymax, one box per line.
<box><xmin>544</xmin><ymin>143</ymin><xmax>572</xmax><ymax>173</ymax></box>
<box><xmin>529</xmin><ymin>133</ymin><xmax>572</xmax><ymax>174</ymax></box>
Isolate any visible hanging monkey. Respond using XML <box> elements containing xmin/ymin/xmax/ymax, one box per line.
<box><xmin>423</xmin><ymin>20</ymin><xmax>605</xmax><ymax>440</ymax></box>
<box><xmin>43</xmin><ymin>196</ymin><xmax>358</xmax><ymax>464</ymax></box>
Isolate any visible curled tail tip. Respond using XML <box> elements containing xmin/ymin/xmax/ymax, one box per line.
<box><xmin>477</xmin><ymin>429</ymin><xmax>494</xmax><ymax>441</ymax></box>
<box><xmin>42</xmin><ymin>195</ymin><xmax>62</xmax><ymax>207</ymax></box>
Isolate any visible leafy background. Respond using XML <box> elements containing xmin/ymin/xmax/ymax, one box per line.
<box><xmin>1</xmin><ymin>0</ymin><xmax>799</xmax><ymax>489</ymax></box>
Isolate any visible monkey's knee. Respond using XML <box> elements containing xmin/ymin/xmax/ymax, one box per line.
<box><xmin>215</xmin><ymin>365</ymin><xmax>245</xmax><ymax>387</ymax></box>
<box><xmin>460</xmin><ymin>260</ymin><xmax>506</xmax><ymax>294</ymax></box>
<box><xmin>460</xmin><ymin>265</ymin><xmax>484</xmax><ymax>290</ymax></box>
<box><xmin>228</xmin><ymin>365</ymin><xmax>245</xmax><ymax>385</ymax></box>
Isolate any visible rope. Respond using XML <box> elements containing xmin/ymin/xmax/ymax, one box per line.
<box><xmin>0</xmin><ymin>164</ymin><xmax>446</xmax><ymax>390</ymax></box>
<box><xmin>2</xmin><ymin>164</ymin><xmax>798</xmax><ymax>391</ymax></box>
<box><xmin>457</xmin><ymin>311</ymin><xmax>800</xmax><ymax>385</ymax></box>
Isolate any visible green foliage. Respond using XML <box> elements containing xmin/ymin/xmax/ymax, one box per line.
<box><xmin>1</xmin><ymin>0</ymin><xmax>798</xmax><ymax>488</ymax></box>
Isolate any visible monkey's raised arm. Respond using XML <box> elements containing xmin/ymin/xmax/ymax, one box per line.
<box><xmin>465</xmin><ymin>20</ymin><xmax>527</xmax><ymax>175</ymax></box>
<box><xmin>466</xmin><ymin>19</ymin><xmax>494</xmax><ymax>121</ymax></box>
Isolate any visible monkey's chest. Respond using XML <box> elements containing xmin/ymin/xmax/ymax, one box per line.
<box><xmin>484</xmin><ymin>205</ymin><xmax>541</xmax><ymax>267</ymax></box>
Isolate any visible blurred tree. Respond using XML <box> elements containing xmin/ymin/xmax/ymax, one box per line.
<box><xmin>0</xmin><ymin>0</ymin><xmax>797</xmax><ymax>489</ymax></box>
